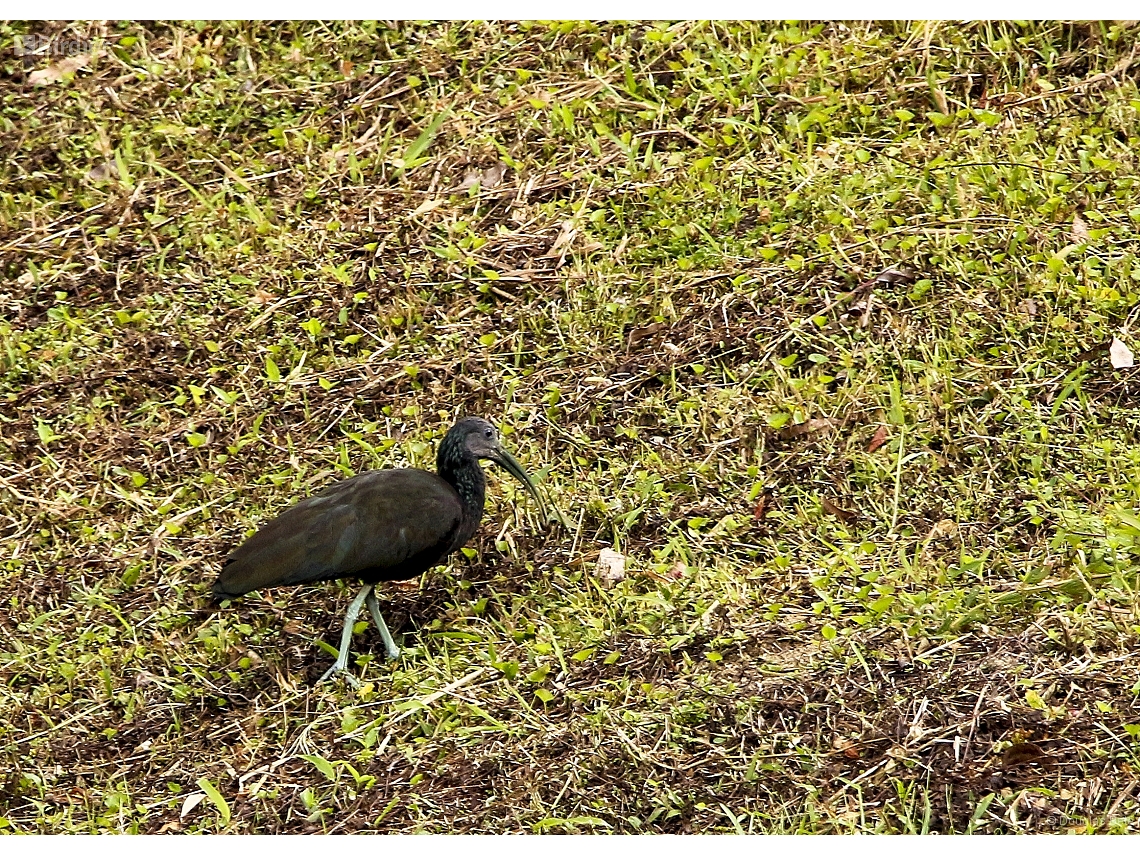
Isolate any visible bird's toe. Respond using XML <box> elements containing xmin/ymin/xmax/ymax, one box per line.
<box><xmin>317</xmin><ymin>663</ymin><xmax>361</xmax><ymax>688</ymax></box>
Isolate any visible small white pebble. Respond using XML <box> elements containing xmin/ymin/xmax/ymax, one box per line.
<box><xmin>594</xmin><ymin>548</ymin><xmax>626</xmax><ymax>586</ymax></box>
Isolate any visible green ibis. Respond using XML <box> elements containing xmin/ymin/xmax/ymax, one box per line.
<box><xmin>212</xmin><ymin>417</ymin><xmax>549</xmax><ymax>684</ymax></box>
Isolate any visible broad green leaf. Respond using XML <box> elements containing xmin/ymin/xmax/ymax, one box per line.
<box><xmin>399</xmin><ymin>109</ymin><xmax>450</xmax><ymax>173</ymax></box>
<box><xmin>195</xmin><ymin>777</ymin><xmax>230</xmax><ymax>824</ymax></box>
<box><xmin>302</xmin><ymin>754</ymin><xmax>337</xmax><ymax>781</ymax></box>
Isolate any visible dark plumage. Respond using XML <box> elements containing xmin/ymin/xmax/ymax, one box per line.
<box><xmin>213</xmin><ymin>417</ymin><xmax>548</xmax><ymax>683</ymax></box>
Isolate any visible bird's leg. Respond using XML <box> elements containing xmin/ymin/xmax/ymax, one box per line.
<box><xmin>365</xmin><ymin>588</ymin><xmax>401</xmax><ymax>661</ymax></box>
<box><xmin>318</xmin><ymin>584</ymin><xmax>372</xmax><ymax>685</ymax></box>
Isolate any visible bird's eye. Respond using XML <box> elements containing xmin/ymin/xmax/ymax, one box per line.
<box><xmin>484</xmin><ymin>428</ymin><xmax>493</xmax><ymax>438</ymax></box>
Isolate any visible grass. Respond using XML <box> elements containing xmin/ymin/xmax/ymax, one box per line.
<box><xmin>3</xmin><ymin>19</ymin><xmax>1140</xmax><ymax>833</ymax></box>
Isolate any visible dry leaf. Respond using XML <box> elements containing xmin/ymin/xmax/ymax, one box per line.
<box><xmin>594</xmin><ymin>548</ymin><xmax>626</xmax><ymax>586</ymax></box>
<box><xmin>1002</xmin><ymin>741</ymin><xmax>1047</xmax><ymax>769</ymax></box>
<box><xmin>752</xmin><ymin>492</ymin><xmax>769</xmax><ymax>522</ymax></box>
<box><xmin>930</xmin><ymin>519</ymin><xmax>958</xmax><ymax>539</ymax></box>
<box><xmin>932</xmin><ymin>87</ymin><xmax>949</xmax><ymax>114</ymax></box>
<box><xmin>867</xmin><ymin>425</ymin><xmax>889</xmax><ymax>453</ymax></box>
<box><xmin>858</xmin><ymin>293</ymin><xmax>876</xmax><ymax>329</ymax></box>
<box><xmin>832</xmin><ymin>735</ymin><xmax>861</xmax><ymax>759</ymax></box>
<box><xmin>180</xmin><ymin>792</ymin><xmax>206</xmax><ymax>819</ymax></box>
<box><xmin>481</xmin><ymin>161</ymin><xmax>507</xmax><ymax>188</ymax></box>
<box><xmin>779</xmin><ymin>418</ymin><xmax>836</xmax><ymax>441</ymax></box>
<box><xmin>1075</xmin><ymin>341</ymin><xmax>1111</xmax><ymax>362</ymax></box>
<box><xmin>458</xmin><ymin>161</ymin><xmax>508</xmax><ymax>191</ymax></box>
<box><xmin>627</xmin><ymin>322</ymin><xmax>667</xmax><ymax>349</ymax></box>
<box><xmin>874</xmin><ymin>268</ymin><xmax>918</xmax><ymax>287</ymax></box>
<box><xmin>1071</xmin><ymin>213</ymin><xmax>1089</xmax><ymax>242</ymax></box>
<box><xmin>549</xmin><ymin>220</ymin><xmax>577</xmax><ymax>255</ymax></box>
<box><xmin>412</xmin><ymin>198</ymin><xmax>443</xmax><ymax>217</ymax></box>
<box><xmin>1017</xmin><ymin>298</ymin><xmax>1038</xmax><ymax>317</ymax></box>
<box><xmin>28</xmin><ymin>53</ymin><xmax>89</xmax><ymax>86</ymax></box>
<box><xmin>1110</xmin><ymin>337</ymin><xmax>1134</xmax><ymax>368</ymax></box>
<box><xmin>339</xmin><ymin>59</ymin><xmax>355</xmax><ymax>77</ymax></box>
<box><xmin>820</xmin><ymin>496</ymin><xmax>856</xmax><ymax>523</ymax></box>
<box><xmin>87</xmin><ymin>161</ymin><xmax>117</xmax><ymax>182</ymax></box>
<box><xmin>667</xmin><ymin>560</ymin><xmax>686</xmax><ymax>580</ymax></box>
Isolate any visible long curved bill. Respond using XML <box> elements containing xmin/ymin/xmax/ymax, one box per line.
<box><xmin>492</xmin><ymin>447</ymin><xmax>566</xmax><ymax>527</ymax></box>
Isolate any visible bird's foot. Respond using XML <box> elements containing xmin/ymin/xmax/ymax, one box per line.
<box><xmin>364</xmin><ymin>590</ymin><xmax>402</xmax><ymax>664</ymax></box>
<box><xmin>317</xmin><ymin>661</ymin><xmax>361</xmax><ymax>688</ymax></box>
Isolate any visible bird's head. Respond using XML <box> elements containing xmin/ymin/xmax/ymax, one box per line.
<box><xmin>447</xmin><ymin>417</ymin><xmax>550</xmax><ymax>519</ymax></box>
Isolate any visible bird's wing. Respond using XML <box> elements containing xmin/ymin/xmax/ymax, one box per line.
<box><xmin>310</xmin><ymin>469</ymin><xmax>466</xmax><ymax>580</ymax></box>
<box><xmin>213</xmin><ymin>469</ymin><xmax>463</xmax><ymax>596</ymax></box>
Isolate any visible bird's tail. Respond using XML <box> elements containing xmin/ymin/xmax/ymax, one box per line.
<box><xmin>211</xmin><ymin>560</ymin><xmax>247</xmax><ymax>599</ymax></box>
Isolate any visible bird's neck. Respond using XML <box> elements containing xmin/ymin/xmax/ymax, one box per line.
<box><xmin>448</xmin><ymin>460</ymin><xmax>486</xmax><ymax>526</ymax></box>
<box><xmin>437</xmin><ymin>445</ymin><xmax>486</xmax><ymax>536</ymax></box>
